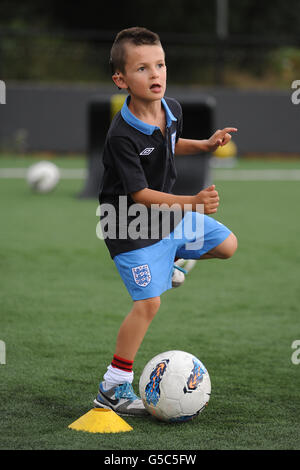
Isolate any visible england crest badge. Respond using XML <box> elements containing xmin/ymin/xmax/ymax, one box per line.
<box><xmin>132</xmin><ymin>264</ymin><xmax>152</xmax><ymax>287</ymax></box>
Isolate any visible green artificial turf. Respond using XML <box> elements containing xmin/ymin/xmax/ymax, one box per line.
<box><xmin>0</xmin><ymin>156</ymin><xmax>300</xmax><ymax>450</ymax></box>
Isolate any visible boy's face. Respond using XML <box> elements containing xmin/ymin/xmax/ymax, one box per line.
<box><xmin>113</xmin><ymin>43</ymin><xmax>166</xmax><ymax>101</ymax></box>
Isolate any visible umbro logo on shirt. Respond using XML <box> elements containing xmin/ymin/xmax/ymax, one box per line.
<box><xmin>139</xmin><ymin>147</ymin><xmax>155</xmax><ymax>156</ymax></box>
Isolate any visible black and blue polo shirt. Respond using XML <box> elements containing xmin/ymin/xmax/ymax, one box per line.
<box><xmin>99</xmin><ymin>95</ymin><xmax>183</xmax><ymax>258</ymax></box>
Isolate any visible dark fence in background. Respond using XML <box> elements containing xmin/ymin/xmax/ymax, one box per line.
<box><xmin>1</xmin><ymin>84</ymin><xmax>299</xmax><ymax>155</ymax></box>
<box><xmin>1</xmin><ymin>28</ymin><xmax>300</xmax><ymax>87</ymax></box>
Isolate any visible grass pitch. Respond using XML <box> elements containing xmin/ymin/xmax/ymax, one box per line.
<box><xmin>0</xmin><ymin>156</ymin><xmax>300</xmax><ymax>450</ymax></box>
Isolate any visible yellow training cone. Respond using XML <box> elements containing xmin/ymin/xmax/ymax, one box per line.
<box><xmin>68</xmin><ymin>408</ymin><xmax>133</xmax><ymax>434</ymax></box>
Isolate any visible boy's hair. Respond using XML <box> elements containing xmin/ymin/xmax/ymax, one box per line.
<box><xmin>110</xmin><ymin>27</ymin><xmax>162</xmax><ymax>74</ymax></box>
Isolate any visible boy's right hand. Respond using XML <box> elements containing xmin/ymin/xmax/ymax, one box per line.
<box><xmin>194</xmin><ymin>185</ymin><xmax>219</xmax><ymax>214</ymax></box>
<box><xmin>131</xmin><ymin>185</ymin><xmax>220</xmax><ymax>214</ymax></box>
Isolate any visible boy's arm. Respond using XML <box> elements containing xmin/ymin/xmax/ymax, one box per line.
<box><xmin>131</xmin><ymin>185</ymin><xmax>219</xmax><ymax>215</ymax></box>
<box><xmin>175</xmin><ymin>127</ymin><xmax>238</xmax><ymax>155</ymax></box>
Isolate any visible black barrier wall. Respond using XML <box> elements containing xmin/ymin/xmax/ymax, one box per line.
<box><xmin>1</xmin><ymin>84</ymin><xmax>299</xmax><ymax>155</ymax></box>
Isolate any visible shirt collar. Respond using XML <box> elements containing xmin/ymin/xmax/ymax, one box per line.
<box><xmin>121</xmin><ymin>95</ymin><xmax>177</xmax><ymax>135</ymax></box>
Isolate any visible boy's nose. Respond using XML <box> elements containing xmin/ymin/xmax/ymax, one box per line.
<box><xmin>150</xmin><ymin>67</ymin><xmax>160</xmax><ymax>78</ymax></box>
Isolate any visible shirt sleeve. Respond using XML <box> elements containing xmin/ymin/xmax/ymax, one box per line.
<box><xmin>108</xmin><ymin>136</ymin><xmax>148</xmax><ymax>194</ymax></box>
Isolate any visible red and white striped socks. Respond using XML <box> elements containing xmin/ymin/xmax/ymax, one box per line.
<box><xmin>103</xmin><ymin>354</ymin><xmax>134</xmax><ymax>390</ymax></box>
<box><xmin>111</xmin><ymin>354</ymin><xmax>134</xmax><ymax>372</ymax></box>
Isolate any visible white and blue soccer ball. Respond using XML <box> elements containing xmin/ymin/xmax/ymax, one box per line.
<box><xmin>26</xmin><ymin>161</ymin><xmax>60</xmax><ymax>193</ymax></box>
<box><xmin>139</xmin><ymin>350</ymin><xmax>211</xmax><ymax>423</ymax></box>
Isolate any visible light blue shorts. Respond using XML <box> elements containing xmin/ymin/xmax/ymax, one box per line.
<box><xmin>113</xmin><ymin>211</ymin><xmax>231</xmax><ymax>301</ymax></box>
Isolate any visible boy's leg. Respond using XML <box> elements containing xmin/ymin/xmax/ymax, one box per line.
<box><xmin>198</xmin><ymin>232</ymin><xmax>238</xmax><ymax>260</ymax></box>
<box><xmin>94</xmin><ymin>297</ymin><xmax>161</xmax><ymax>416</ymax></box>
<box><xmin>95</xmin><ymin>237</ymin><xmax>177</xmax><ymax>415</ymax></box>
<box><xmin>115</xmin><ymin>297</ymin><xmax>161</xmax><ymax>361</ymax></box>
<box><xmin>175</xmin><ymin>212</ymin><xmax>237</xmax><ymax>263</ymax></box>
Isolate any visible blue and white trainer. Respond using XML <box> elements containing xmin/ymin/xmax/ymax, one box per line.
<box><xmin>94</xmin><ymin>382</ymin><xmax>148</xmax><ymax>417</ymax></box>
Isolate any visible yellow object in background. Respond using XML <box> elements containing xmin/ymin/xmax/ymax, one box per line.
<box><xmin>213</xmin><ymin>140</ymin><xmax>237</xmax><ymax>158</ymax></box>
<box><xmin>68</xmin><ymin>408</ymin><xmax>133</xmax><ymax>434</ymax></box>
<box><xmin>110</xmin><ymin>94</ymin><xmax>126</xmax><ymax>122</ymax></box>
<box><xmin>211</xmin><ymin>140</ymin><xmax>238</xmax><ymax>168</ymax></box>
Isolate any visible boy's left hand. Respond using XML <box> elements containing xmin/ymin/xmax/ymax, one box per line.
<box><xmin>206</xmin><ymin>127</ymin><xmax>238</xmax><ymax>152</ymax></box>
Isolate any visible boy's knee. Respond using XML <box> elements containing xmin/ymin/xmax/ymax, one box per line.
<box><xmin>135</xmin><ymin>296</ymin><xmax>161</xmax><ymax>321</ymax></box>
<box><xmin>222</xmin><ymin>232</ymin><xmax>238</xmax><ymax>259</ymax></box>
<box><xmin>145</xmin><ymin>296</ymin><xmax>161</xmax><ymax>319</ymax></box>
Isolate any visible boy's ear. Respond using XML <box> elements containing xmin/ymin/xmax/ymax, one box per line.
<box><xmin>112</xmin><ymin>72</ymin><xmax>128</xmax><ymax>91</ymax></box>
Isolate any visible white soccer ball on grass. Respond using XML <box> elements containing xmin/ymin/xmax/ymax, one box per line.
<box><xmin>139</xmin><ymin>350</ymin><xmax>211</xmax><ymax>422</ymax></box>
<box><xmin>26</xmin><ymin>161</ymin><xmax>60</xmax><ymax>193</ymax></box>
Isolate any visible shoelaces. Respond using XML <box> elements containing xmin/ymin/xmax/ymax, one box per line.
<box><xmin>173</xmin><ymin>264</ymin><xmax>187</xmax><ymax>274</ymax></box>
<box><xmin>115</xmin><ymin>382</ymin><xmax>138</xmax><ymax>401</ymax></box>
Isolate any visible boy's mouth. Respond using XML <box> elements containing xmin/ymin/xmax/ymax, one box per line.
<box><xmin>150</xmin><ymin>83</ymin><xmax>162</xmax><ymax>93</ymax></box>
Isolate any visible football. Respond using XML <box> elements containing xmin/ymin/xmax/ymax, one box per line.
<box><xmin>26</xmin><ymin>161</ymin><xmax>60</xmax><ymax>193</ymax></box>
<box><xmin>139</xmin><ymin>350</ymin><xmax>211</xmax><ymax>422</ymax></box>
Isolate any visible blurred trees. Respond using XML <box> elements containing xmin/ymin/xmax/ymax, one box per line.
<box><xmin>1</xmin><ymin>0</ymin><xmax>300</xmax><ymax>36</ymax></box>
<box><xmin>1</xmin><ymin>0</ymin><xmax>300</xmax><ymax>86</ymax></box>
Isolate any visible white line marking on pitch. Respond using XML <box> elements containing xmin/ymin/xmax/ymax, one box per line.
<box><xmin>1</xmin><ymin>168</ymin><xmax>300</xmax><ymax>181</ymax></box>
<box><xmin>0</xmin><ymin>168</ymin><xmax>87</xmax><ymax>179</ymax></box>
<box><xmin>214</xmin><ymin>169</ymin><xmax>300</xmax><ymax>180</ymax></box>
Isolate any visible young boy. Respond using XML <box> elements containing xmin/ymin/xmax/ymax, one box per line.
<box><xmin>95</xmin><ymin>27</ymin><xmax>238</xmax><ymax>416</ymax></box>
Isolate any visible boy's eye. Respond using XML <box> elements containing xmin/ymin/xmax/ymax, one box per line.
<box><xmin>158</xmin><ymin>63</ymin><xmax>165</xmax><ymax>68</ymax></box>
<box><xmin>138</xmin><ymin>66</ymin><xmax>145</xmax><ymax>72</ymax></box>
